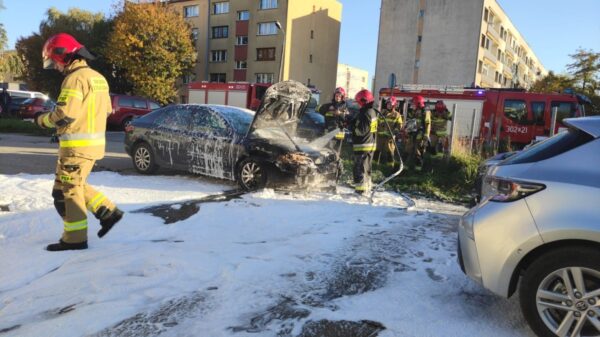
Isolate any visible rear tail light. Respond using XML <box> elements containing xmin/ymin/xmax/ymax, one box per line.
<box><xmin>27</xmin><ymin>106</ymin><xmax>33</xmax><ymax>111</ymax></box>
<box><xmin>484</xmin><ymin>176</ymin><xmax>545</xmax><ymax>202</ymax></box>
<box><xmin>124</xmin><ymin>125</ymin><xmax>135</xmax><ymax>133</ymax></box>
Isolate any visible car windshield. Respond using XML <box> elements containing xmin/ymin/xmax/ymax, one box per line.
<box><xmin>500</xmin><ymin>128</ymin><xmax>593</xmax><ymax>165</ymax></box>
<box><xmin>211</xmin><ymin>106</ymin><xmax>255</xmax><ymax>135</ymax></box>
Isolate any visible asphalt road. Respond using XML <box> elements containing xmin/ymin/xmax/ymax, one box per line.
<box><xmin>0</xmin><ymin>132</ymin><xmax>135</xmax><ymax>175</ymax></box>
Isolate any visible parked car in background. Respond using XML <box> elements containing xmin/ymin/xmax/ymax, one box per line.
<box><xmin>458</xmin><ymin>116</ymin><xmax>600</xmax><ymax>337</ymax></box>
<box><xmin>124</xmin><ymin>81</ymin><xmax>341</xmax><ymax>191</ymax></box>
<box><xmin>18</xmin><ymin>98</ymin><xmax>56</xmax><ymax>119</ymax></box>
<box><xmin>107</xmin><ymin>94</ymin><xmax>160</xmax><ymax>130</ymax></box>
<box><xmin>5</xmin><ymin>97</ymin><xmax>29</xmax><ymax>117</ymax></box>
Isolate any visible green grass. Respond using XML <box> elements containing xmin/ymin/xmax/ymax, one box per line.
<box><xmin>0</xmin><ymin>117</ymin><xmax>54</xmax><ymax>136</ymax></box>
<box><xmin>340</xmin><ymin>144</ymin><xmax>481</xmax><ymax>205</ymax></box>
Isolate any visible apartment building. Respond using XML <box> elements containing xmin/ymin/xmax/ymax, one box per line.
<box><xmin>336</xmin><ymin>63</ymin><xmax>369</xmax><ymax>99</ymax></box>
<box><xmin>168</xmin><ymin>0</ymin><xmax>342</xmax><ymax>102</ymax></box>
<box><xmin>374</xmin><ymin>0</ymin><xmax>547</xmax><ymax>95</ymax></box>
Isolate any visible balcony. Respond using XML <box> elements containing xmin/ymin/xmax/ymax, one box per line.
<box><xmin>235</xmin><ymin>45</ymin><xmax>248</xmax><ymax>61</ymax></box>
<box><xmin>233</xmin><ymin>69</ymin><xmax>247</xmax><ymax>81</ymax></box>
<box><xmin>236</xmin><ymin>20</ymin><xmax>249</xmax><ymax>36</ymax></box>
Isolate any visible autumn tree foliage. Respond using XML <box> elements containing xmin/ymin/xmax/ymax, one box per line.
<box><xmin>106</xmin><ymin>2</ymin><xmax>196</xmax><ymax>104</ymax></box>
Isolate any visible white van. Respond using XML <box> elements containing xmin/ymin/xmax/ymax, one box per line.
<box><xmin>7</xmin><ymin>90</ymin><xmax>49</xmax><ymax>100</ymax></box>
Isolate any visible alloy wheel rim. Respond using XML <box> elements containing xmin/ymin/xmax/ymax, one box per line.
<box><xmin>536</xmin><ymin>267</ymin><xmax>600</xmax><ymax>337</ymax></box>
<box><xmin>241</xmin><ymin>162</ymin><xmax>261</xmax><ymax>188</ymax></box>
<box><xmin>135</xmin><ymin>147</ymin><xmax>151</xmax><ymax>171</ymax></box>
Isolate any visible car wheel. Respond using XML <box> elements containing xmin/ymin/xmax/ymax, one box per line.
<box><xmin>519</xmin><ymin>247</ymin><xmax>600</xmax><ymax>337</ymax></box>
<box><xmin>132</xmin><ymin>142</ymin><xmax>158</xmax><ymax>174</ymax></box>
<box><xmin>236</xmin><ymin>158</ymin><xmax>267</xmax><ymax>191</ymax></box>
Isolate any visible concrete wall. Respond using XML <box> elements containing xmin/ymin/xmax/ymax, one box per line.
<box><xmin>375</xmin><ymin>0</ymin><xmax>483</xmax><ymax>95</ymax></box>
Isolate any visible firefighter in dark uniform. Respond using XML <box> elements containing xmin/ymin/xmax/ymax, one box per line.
<box><xmin>406</xmin><ymin>95</ymin><xmax>431</xmax><ymax>169</ymax></box>
<box><xmin>318</xmin><ymin>87</ymin><xmax>348</xmax><ymax>154</ymax></box>
<box><xmin>430</xmin><ymin>100</ymin><xmax>452</xmax><ymax>155</ymax></box>
<box><xmin>350</xmin><ymin>89</ymin><xmax>377</xmax><ymax>194</ymax></box>
<box><xmin>35</xmin><ymin>33</ymin><xmax>123</xmax><ymax>251</ymax></box>
<box><xmin>376</xmin><ymin>96</ymin><xmax>403</xmax><ymax>164</ymax></box>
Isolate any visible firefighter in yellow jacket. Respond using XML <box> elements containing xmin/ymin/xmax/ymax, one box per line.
<box><xmin>35</xmin><ymin>33</ymin><xmax>123</xmax><ymax>251</ymax></box>
<box><xmin>376</xmin><ymin>96</ymin><xmax>403</xmax><ymax>164</ymax></box>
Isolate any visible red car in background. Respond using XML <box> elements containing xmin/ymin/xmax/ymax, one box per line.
<box><xmin>18</xmin><ymin>98</ymin><xmax>56</xmax><ymax>119</ymax></box>
<box><xmin>107</xmin><ymin>94</ymin><xmax>161</xmax><ymax>130</ymax></box>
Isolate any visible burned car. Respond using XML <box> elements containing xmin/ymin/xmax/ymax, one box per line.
<box><xmin>124</xmin><ymin>81</ymin><xmax>341</xmax><ymax>190</ymax></box>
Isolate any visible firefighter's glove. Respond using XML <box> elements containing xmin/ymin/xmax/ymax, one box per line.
<box><xmin>34</xmin><ymin>111</ymin><xmax>46</xmax><ymax>129</ymax></box>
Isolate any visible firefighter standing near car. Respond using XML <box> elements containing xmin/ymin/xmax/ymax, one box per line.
<box><xmin>318</xmin><ymin>87</ymin><xmax>348</xmax><ymax>155</ymax></box>
<box><xmin>406</xmin><ymin>95</ymin><xmax>431</xmax><ymax>168</ymax></box>
<box><xmin>430</xmin><ymin>100</ymin><xmax>452</xmax><ymax>155</ymax></box>
<box><xmin>35</xmin><ymin>33</ymin><xmax>123</xmax><ymax>251</ymax></box>
<box><xmin>350</xmin><ymin>89</ymin><xmax>377</xmax><ymax>194</ymax></box>
<box><xmin>376</xmin><ymin>96</ymin><xmax>403</xmax><ymax>165</ymax></box>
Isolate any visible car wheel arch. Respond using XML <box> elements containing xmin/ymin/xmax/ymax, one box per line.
<box><xmin>508</xmin><ymin>239</ymin><xmax>600</xmax><ymax>297</ymax></box>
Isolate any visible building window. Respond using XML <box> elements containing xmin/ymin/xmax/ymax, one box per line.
<box><xmin>482</xmin><ymin>63</ymin><xmax>489</xmax><ymax>77</ymax></box>
<box><xmin>257</xmin><ymin>47</ymin><xmax>276</xmax><ymax>61</ymax></box>
<box><xmin>256</xmin><ymin>73</ymin><xmax>274</xmax><ymax>83</ymax></box>
<box><xmin>238</xmin><ymin>10</ymin><xmax>250</xmax><ymax>20</ymax></box>
<box><xmin>210</xmin><ymin>73</ymin><xmax>226</xmax><ymax>83</ymax></box>
<box><xmin>481</xmin><ymin>34</ymin><xmax>485</xmax><ymax>48</ymax></box>
<box><xmin>257</xmin><ymin>22</ymin><xmax>278</xmax><ymax>35</ymax></box>
<box><xmin>212</xmin><ymin>26</ymin><xmax>229</xmax><ymax>39</ymax></box>
<box><xmin>417</xmin><ymin>35</ymin><xmax>422</xmax><ymax>43</ymax></box>
<box><xmin>415</xmin><ymin>59</ymin><xmax>420</xmax><ymax>68</ymax></box>
<box><xmin>310</xmin><ymin>30</ymin><xmax>314</xmax><ymax>39</ymax></box>
<box><xmin>235</xmin><ymin>61</ymin><xmax>247</xmax><ymax>69</ymax></box>
<box><xmin>484</xmin><ymin>8</ymin><xmax>489</xmax><ymax>22</ymax></box>
<box><xmin>497</xmin><ymin>49</ymin><xmax>501</xmax><ymax>60</ymax></box>
<box><xmin>213</xmin><ymin>2</ymin><xmax>229</xmax><ymax>14</ymax></box>
<box><xmin>478</xmin><ymin>60</ymin><xmax>483</xmax><ymax>74</ymax></box>
<box><xmin>309</xmin><ymin>54</ymin><xmax>313</xmax><ymax>63</ymax></box>
<box><xmin>259</xmin><ymin>0</ymin><xmax>278</xmax><ymax>10</ymax></box>
<box><xmin>184</xmin><ymin>5</ymin><xmax>199</xmax><ymax>18</ymax></box>
<box><xmin>418</xmin><ymin>10</ymin><xmax>425</xmax><ymax>18</ymax></box>
<box><xmin>485</xmin><ymin>37</ymin><xmax>490</xmax><ymax>50</ymax></box>
<box><xmin>236</xmin><ymin>36</ymin><xmax>248</xmax><ymax>45</ymax></box>
<box><xmin>191</xmin><ymin>28</ymin><xmax>199</xmax><ymax>43</ymax></box>
<box><xmin>210</xmin><ymin>50</ymin><xmax>227</xmax><ymax>62</ymax></box>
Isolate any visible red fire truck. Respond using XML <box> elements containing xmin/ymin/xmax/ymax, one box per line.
<box><xmin>187</xmin><ymin>82</ymin><xmax>270</xmax><ymax>110</ymax></box>
<box><xmin>187</xmin><ymin>82</ymin><xmax>321</xmax><ymax>111</ymax></box>
<box><xmin>379</xmin><ymin>85</ymin><xmax>585</xmax><ymax>146</ymax></box>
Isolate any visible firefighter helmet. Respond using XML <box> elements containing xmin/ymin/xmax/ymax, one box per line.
<box><xmin>333</xmin><ymin>87</ymin><xmax>346</xmax><ymax>101</ymax></box>
<box><xmin>435</xmin><ymin>100</ymin><xmax>446</xmax><ymax>113</ymax></box>
<box><xmin>413</xmin><ymin>95</ymin><xmax>425</xmax><ymax>109</ymax></box>
<box><xmin>42</xmin><ymin>33</ymin><xmax>95</xmax><ymax>70</ymax></box>
<box><xmin>354</xmin><ymin>89</ymin><xmax>374</xmax><ymax>107</ymax></box>
<box><xmin>387</xmin><ymin>96</ymin><xmax>397</xmax><ymax>110</ymax></box>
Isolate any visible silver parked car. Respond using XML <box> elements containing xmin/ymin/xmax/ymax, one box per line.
<box><xmin>458</xmin><ymin>116</ymin><xmax>600</xmax><ymax>337</ymax></box>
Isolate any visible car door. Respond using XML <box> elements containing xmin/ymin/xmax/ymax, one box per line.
<box><xmin>188</xmin><ymin>106</ymin><xmax>236</xmax><ymax>180</ymax></box>
<box><xmin>150</xmin><ymin>106</ymin><xmax>192</xmax><ymax>168</ymax></box>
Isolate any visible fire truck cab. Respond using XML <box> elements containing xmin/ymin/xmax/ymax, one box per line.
<box><xmin>379</xmin><ymin>85</ymin><xmax>585</xmax><ymax>147</ymax></box>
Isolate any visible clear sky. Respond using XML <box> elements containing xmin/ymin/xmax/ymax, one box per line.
<box><xmin>1</xmin><ymin>0</ymin><xmax>599</xmax><ymax>83</ymax></box>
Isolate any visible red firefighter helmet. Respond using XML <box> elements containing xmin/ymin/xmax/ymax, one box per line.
<box><xmin>387</xmin><ymin>96</ymin><xmax>397</xmax><ymax>109</ymax></box>
<box><xmin>435</xmin><ymin>100</ymin><xmax>446</xmax><ymax>113</ymax></box>
<box><xmin>354</xmin><ymin>89</ymin><xmax>374</xmax><ymax>107</ymax></box>
<box><xmin>413</xmin><ymin>95</ymin><xmax>425</xmax><ymax>109</ymax></box>
<box><xmin>333</xmin><ymin>87</ymin><xmax>346</xmax><ymax>101</ymax></box>
<box><xmin>42</xmin><ymin>33</ymin><xmax>95</xmax><ymax>70</ymax></box>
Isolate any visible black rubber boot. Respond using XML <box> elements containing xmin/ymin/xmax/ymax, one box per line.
<box><xmin>46</xmin><ymin>239</ymin><xmax>88</xmax><ymax>251</ymax></box>
<box><xmin>97</xmin><ymin>207</ymin><xmax>124</xmax><ymax>238</ymax></box>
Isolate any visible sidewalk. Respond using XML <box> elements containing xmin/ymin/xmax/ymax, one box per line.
<box><xmin>0</xmin><ymin>132</ymin><xmax>134</xmax><ymax>175</ymax></box>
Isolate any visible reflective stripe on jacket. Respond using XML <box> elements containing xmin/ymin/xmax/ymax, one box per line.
<box><xmin>351</xmin><ymin>107</ymin><xmax>377</xmax><ymax>152</ymax></box>
<box><xmin>39</xmin><ymin>60</ymin><xmax>111</xmax><ymax>160</ymax></box>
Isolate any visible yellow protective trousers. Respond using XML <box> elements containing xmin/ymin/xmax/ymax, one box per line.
<box><xmin>53</xmin><ymin>156</ymin><xmax>116</xmax><ymax>243</ymax></box>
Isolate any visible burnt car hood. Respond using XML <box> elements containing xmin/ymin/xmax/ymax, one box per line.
<box><xmin>247</xmin><ymin>80</ymin><xmax>311</xmax><ymax>139</ymax></box>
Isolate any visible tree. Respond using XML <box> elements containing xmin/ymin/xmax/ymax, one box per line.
<box><xmin>529</xmin><ymin>71</ymin><xmax>576</xmax><ymax>94</ymax></box>
<box><xmin>0</xmin><ymin>23</ymin><xmax>7</xmax><ymax>52</ymax></box>
<box><xmin>0</xmin><ymin>51</ymin><xmax>25</xmax><ymax>82</ymax></box>
<box><xmin>106</xmin><ymin>2</ymin><xmax>196</xmax><ymax>104</ymax></box>
<box><xmin>567</xmin><ymin>48</ymin><xmax>600</xmax><ymax>92</ymax></box>
<box><xmin>15</xmin><ymin>8</ymin><xmax>128</xmax><ymax>98</ymax></box>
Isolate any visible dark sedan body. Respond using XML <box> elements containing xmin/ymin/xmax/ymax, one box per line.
<box><xmin>125</xmin><ymin>81</ymin><xmax>340</xmax><ymax>190</ymax></box>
